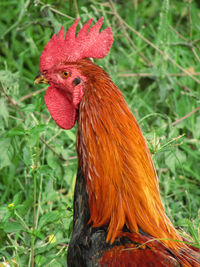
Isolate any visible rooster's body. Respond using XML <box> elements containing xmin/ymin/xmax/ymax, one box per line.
<box><xmin>67</xmin><ymin>168</ymin><xmax>199</xmax><ymax>267</ymax></box>
<box><xmin>35</xmin><ymin>18</ymin><xmax>200</xmax><ymax>266</ymax></box>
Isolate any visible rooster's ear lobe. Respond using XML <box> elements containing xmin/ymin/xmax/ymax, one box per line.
<box><xmin>73</xmin><ymin>77</ymin><xmax>81</xmax><ymax>86</ymax></box>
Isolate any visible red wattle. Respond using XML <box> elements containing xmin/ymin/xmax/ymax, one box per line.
<box><xmin>44</xmin><ymin>86</ymin><xmax>76</xmax><ymax>130</ymax></box>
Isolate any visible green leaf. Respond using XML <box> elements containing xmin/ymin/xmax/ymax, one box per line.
<box><xmin>0</xmin><ymin>138</ymin><xmax>11</xmax><ymax>169</ymax></box>
<box><xmin>21</xmin><ymin>104</ymin><xmax>37</xmax><ymax>112</ymax></box>
<box><xmin>38</xmin><ymin>211</ymin><xmax>61</xmax><ymax>228</ymax></box>
<box><xmin>47</xmin><ymin>152</ymin><xmax>58</xmax><ymax>170</ymax></box>
<box><xmin>23</xmin><ymin>146</ymin><xmax>31</xmax><ymax>165</ymax></box>
<box><xmin>35</xmin><ymin>255</ymin><xmax>46</xmax><ymax>266</ymax></box>
<box><xmin>165</xmin><ymin>151</ymin><xmax>176</xmax><ymax>173</ymax></box>
<box><xmin>8</xmin><ymin>127</ymin><xmax>26</xmax><ymax>136</ymax></box>
<box><xmin>0</xmin><ymin>98</ymin><xmax>8</xmax><ymax>123</ymax></box>
<box><xmin>3</xmin><ymin>221</ymin><xmax>25</xmax><ymax>233</ymax></box>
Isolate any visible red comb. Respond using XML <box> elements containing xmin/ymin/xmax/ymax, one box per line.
<box><xmin>40</xmin><ymin>17</ymin><xmax>113</xmax><ymax>71</ymax></box>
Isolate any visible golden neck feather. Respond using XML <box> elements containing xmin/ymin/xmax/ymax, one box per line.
<box><xmin>76</xmin><ymin>59</ymin><xmax>183</xmax><ymax>250</ymax></box>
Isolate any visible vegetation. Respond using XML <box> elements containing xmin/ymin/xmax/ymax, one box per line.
<box><xmin>0</xmin><ymin>0</ymin><xmax>199</xmax><ymax>266</ymax></box>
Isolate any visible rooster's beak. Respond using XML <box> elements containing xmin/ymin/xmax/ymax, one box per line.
<box><xmin>34</xmin><ymin>73</ymin><xmax>49</xmax><ymax>84</ymax></box>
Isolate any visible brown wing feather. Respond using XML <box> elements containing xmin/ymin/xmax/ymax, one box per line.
<box><xmin>99</xmin><ymin>233</ymin><xmax>200</xmax><ymax>267</ymax></box>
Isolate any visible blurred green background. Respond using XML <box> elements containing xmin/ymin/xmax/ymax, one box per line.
<box><xmin>0</xmin><ymin>0</ymin><xmax>200</xmax><ymax>266</ymax></box>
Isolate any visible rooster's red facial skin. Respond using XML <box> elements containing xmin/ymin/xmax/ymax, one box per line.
<box><xmin>43</xmin><ymin>64</ymin><xmax>86</xmax><ymax>130</ymax></box>
<box><xmin>45</xmin><ymin>65</ymin><xmax>86</xmax><ymax>99</ymax></box>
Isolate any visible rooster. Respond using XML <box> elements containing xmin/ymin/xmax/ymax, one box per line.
<box><xmin>34</xmin><ymin>18</ymin><xmax>200</xmax><ymax>267</ymax></box>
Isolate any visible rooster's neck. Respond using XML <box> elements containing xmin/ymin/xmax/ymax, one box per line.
<box><xmin>72</xmin><ymin>168</ymin><xmax>90</xmax><ymax>231</ymax></box>
<box><xmin>76</xmin><ymin>59</ymin><xmax>183</xmax><ymax>250</ymax></box>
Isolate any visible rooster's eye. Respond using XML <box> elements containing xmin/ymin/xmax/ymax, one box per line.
<box><xmin>62</xmin><ymin>71</ymin><xmax>70</xmax><ymax>78</ymax></box>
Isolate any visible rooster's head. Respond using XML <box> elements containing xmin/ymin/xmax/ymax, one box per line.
<box><xmin>34</xmin><ymin>18</ymin><xmax>113</xmax><ymax>130</ymax></box>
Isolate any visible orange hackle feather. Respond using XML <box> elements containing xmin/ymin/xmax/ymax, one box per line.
<box><xmin>76</xmin><ymin>59</ymin><xmax>184</xmax><ymax>250</ymax></box>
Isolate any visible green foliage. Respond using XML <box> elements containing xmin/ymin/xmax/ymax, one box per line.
<box><xmin>0</xmin><ymin>0</ymin><xmax>199</xmax><ymax>265</ymax></box>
